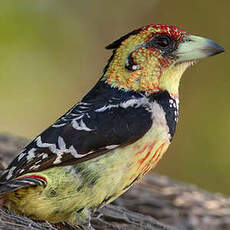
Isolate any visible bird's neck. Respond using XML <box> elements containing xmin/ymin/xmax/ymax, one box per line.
<box><xmin>83</xmin><ymin>80</ymin><xmax>179</xmax><ymax>140</ymax></box>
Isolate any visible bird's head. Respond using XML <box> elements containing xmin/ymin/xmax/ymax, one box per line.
<box><xmin>102</xmin><ymin>24</ymin><xmax>225</xmax><ymax>98</ymax></box>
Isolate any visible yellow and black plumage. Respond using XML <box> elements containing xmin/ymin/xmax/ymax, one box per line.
<box><xmin>0</xmin><ymin>24</ymin><xmax>225</xmax><ymax>226</ymax></box>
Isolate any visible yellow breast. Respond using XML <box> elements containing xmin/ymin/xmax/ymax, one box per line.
<box><xmin>3</xmin><ymin>102</ymin><xmax>172</xmax><ymax>225</ymax></box>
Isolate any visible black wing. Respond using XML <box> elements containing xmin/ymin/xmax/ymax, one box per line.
<box><xmin>0</xmin><ymin>83</ymin><xmax>153</xmax><ymax>182</ymax></box>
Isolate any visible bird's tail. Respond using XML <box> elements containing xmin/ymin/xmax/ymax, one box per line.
<box><xmin>0</xmin><ymin>175</ymin><xmax>47</xmax><ymax>196</ymax></box>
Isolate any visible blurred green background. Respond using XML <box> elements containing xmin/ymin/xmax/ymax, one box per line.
<box><xmin>0</xmin><ymin>1</ymin><xmax>229</xmax><ymax>194</ymax></box>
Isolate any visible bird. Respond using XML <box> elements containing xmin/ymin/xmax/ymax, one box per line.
<box><xmin>0</xmin><ymin>24</ymin><xmax>225</xmax><ymax>227</ymax></box>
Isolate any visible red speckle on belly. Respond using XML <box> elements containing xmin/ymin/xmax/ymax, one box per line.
<box><xmin>138</xmin><ymin>145</ymin><xmax>153</xmax><ymax>167</ymax></box>
<box><xmin>137</xmin><ymin>141</ymin><xmax>157</xmax><ymax>171</ymax></box>
<box><xmin>129</xmin><ymin>141</ymin><xmax>167</xmax><ymax>180</ymax></box>
<box><xmin>154</xmin><ymin>143</ymin><xmax>166</xmax><ymax>164</ymax></box>
<box><xmin>134</xmin><ymin>145</ymin><xmax>149</xmax><ymax>156</ymax></box>
<box><xmin>138</xmin><ymin>142</ymin><xmax>166</xmax><ymax>176</ymax></box>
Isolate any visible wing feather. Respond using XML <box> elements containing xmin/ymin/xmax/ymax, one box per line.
<box><xmin>0</xmin><ymin>86</ymin><xmax>153</xmax><ymax>182</ymax></box>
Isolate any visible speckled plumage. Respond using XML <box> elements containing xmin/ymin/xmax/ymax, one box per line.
<box><xmin>0</xmin><ymin>24</ymin><xmax>224</xmax><ymax>226</ymax></box>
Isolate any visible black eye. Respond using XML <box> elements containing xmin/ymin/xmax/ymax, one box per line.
<box><xmin>156</xmin><ymin>37</ymin><xmax>169</xmax><ymax>47</ymax></box>
<box><xmin>147</xmin><ymin>34</ymin><xmax>177</xmax><ymax>57</ymax></box>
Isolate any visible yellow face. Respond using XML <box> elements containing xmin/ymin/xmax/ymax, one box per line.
<box><xmin>102</xmin><ymin>24</ymin><xmax>224</xmax><ymax>98</ymax></box>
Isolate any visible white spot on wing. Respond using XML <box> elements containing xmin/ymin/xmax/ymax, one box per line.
<box><xmin>53</xmin><ymin>152</ymin><xmax>64</xmax><ymax>164</ymax></box>
<box><xmin>36</xmin><ymin>136</ymin><xmax>57</xmax><ymax>153</ymax></box>
<box><xmin>26</xmin><ymin>148</ymin><xmax>37</xmax><ymax>161</ymax></box>
<box><xmin>58</xmin><ymin>136</ymin><xmax>66</xmax><ymax>149</ymax></box>
<box><xmin>105</xmin><ymin>145</ymin><xmax>119</xmax><ymax>150</ymax></box>
<box><xmin>52</xmin><ymin>102</ymin><xmax>91</xmax><ymax>128</ymax></box>
<box><xmin>18</xmin><ymin>152</ymin><xmax>27</xmax><ymax>161</ymax></box>
<box><xmin>52</xmin><ymin>123</ymin><xmax>66</xmax><ymax>128</ymax></box>
<box><xmin>69</xmin><ymin>145</ymin><xmax>85</xmax><ymax>158</ymax></box>
<box><xmin>95</xmin><ymin>105</ymin><xmax>110</xmax><ymax>112</ymax></box>
<box><xmin>35</xmin><ymin>136</ymin><xmax>87</xmax><ymax>163</ymax></box>
<box><xmin>120</xmin><ymin>99</ymin><xmax>139</xmax><ymax>108</ymax></box>
<box><xmin>42</xmin><ymin>153</ymin><xmax>48</xmax><ymax>159</ymax></box>
<box><xmin>6</xmin><ymin>166</ymin><xmax>16</xmax><ymax>180</ymax></box>
<box><xmin>29</xmin><ymin>165</ymin><xmax>40</xmax><ymax>170</ymax></box>
<box><xmin>95</xmin><ymin>98</ymin><xmax>149</xmax><ymax>112</ymax></box>
<box><xmin>72</xmin><ymin>119</ymin><xmax>93</xmax><ymax>131</ymax></box>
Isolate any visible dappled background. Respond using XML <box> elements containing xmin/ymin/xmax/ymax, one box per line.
<box><xmin>0</xmin><ymin>1</ymin><xmax>229</xmax><ymax>195</ymax></box>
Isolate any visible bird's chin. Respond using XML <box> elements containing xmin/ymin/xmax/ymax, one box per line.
<box><xmin>176</xmin><ymin>60</ymin><xmax>197</xmax><ymax>68</ymax></box>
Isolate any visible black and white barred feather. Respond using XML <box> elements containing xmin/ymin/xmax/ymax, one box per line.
<box><xmin>0</xmin><ymin>81</ymin><xmax>178</xmax><ymax>182</ymax></box>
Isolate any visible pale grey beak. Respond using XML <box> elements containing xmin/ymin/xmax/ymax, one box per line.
<box><xmin>175</xmin><ymin>35</ymin><xmax>225</xmax><ymax>63</ymax></box>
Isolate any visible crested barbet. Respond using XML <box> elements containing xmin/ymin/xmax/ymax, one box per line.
<box><xmin>0</xmin><ymin>24</ymin><xmax>225</xmax><ymax>226</ymax></box>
